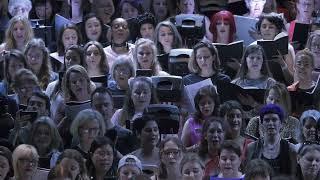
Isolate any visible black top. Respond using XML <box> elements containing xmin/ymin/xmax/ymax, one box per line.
<box><xmin>182</xmin><ymin>72</ymin><xmax>231</xmax><ymax>86</ymax></box>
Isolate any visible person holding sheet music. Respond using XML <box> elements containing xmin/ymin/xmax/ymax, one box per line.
<box><xmin>83</xmin><ymin>41</ymin><xmax>109</xmax><ymax>77</ymax></box>
<box><xmin>246</xmin><ymin>82</ymin><xmax>300</xmax><ymax>142</ymax></box>
<box><xmin>133</xmin><ymin>38</ymin><xmax>169</xmax><ymax>76</ymax></box>
<box><xmin>154</xmin><ymin>21</ymin><xmax>182</xmax><ymax>55</ymax></box>
<box><xmin>231</xmin><ymin>44</ymin><xmax>276</xmax><ymax>89</ymax></box>
<box><xmin>181</xmin><ymin>85</ymin><xmax>220</xmax><ymax>148</ymax></box>
<box><xmin>305</xmin><ymin>30</ymin><xmax>320</xmax><ymax>81</ymax></box>
<box><xmin>287</xmin><ymin>0</ymin><xmax>315</xmax><ymax>41</ymax></box>
<box><xmin>255</xmin><ymin>13</ymin><xmax>295</xmax><ymax>84</ymax></box>
<box><xmin>103</xmin><ymin>18</ymin><xmax>135</xmax><ymax>68</ymax></box>
<box><xmin>24</xmin><ymin>38</ymin><xmax>58</xmax><ymax>90</ymax></box>
<box><xmin>183</xmin><ymin>42</ymin><xmax>230</xmax><ymax>86</ymax></box>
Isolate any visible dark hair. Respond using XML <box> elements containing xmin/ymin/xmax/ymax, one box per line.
<box><xmin>264</xmin><ymin>82</ymin><xmax>291</xmax><ymax>116</ymax></box>
<box><xmin>47</xmin><ymin>164</ymin><xmax>73</xmax><ymax>180</ymax></box>
<box><xmin>132</xmin><ymin>115</ymin><xmax>159</xmax><ymax>135</ymax></box>
<box><xmin>256</xmin><ymin>12</ymin><xmax>285</xmax><ymax>34</ymax></box>
<box><xmin>198</xmin><ymin>117</ymin><xmax>229</xmax><ymax>158</ymax></box>
<box><xmin>63</xmin><ymin>45</ymin><xmax>86</xmax><ymax>69</ymax></box>
<box><xmin>137</xmin><ymin>13</ymin><xmax>156</xmax><ymax>38</ymax></box>
<box><xmin>4</xmin><ymin>49</ymin><xmax>27</xmax><ymax>86</ymax></box>
<box><xmin>28</xmin><ymin>91</ymin><xmax>51</xmax><ymax>114</ymax></box>
<box><xmin>180</xmin><ymin>152</ymin><xmax>204</xmax><ymax>173</ymax></box>
<box><xmin>91</xmin><ymin>87</ymin><xmax>114</xmax><ymax>104</ymax></box>
<box><xmin>57</xmin><ymin>23</ymin><xmax>83</xmax><ymax>56</ymax></box>
<box><xmin>119</xmin><ymin>0</ymin><xmax>144</xmax><ymax>17</ymax></box>
<box><xmin>83</xmin><ymin>41</ymin><xmax>109</xmax><ymax>74</ymax></box>
<box><xmin>244</xmin><ymin>159</ymin><xmax>273</xmax><ymax>180</ymax></box>
<box><xmin>259</xmin><ymin>104</ymin><xmax>285</xmax><ymax>123</ymax></box>
<box><xmin>87</xmin><ymin>136</ymin><xmax>117</xmax><ymax>179</ymax></box>
<box><xmin>189</xmin><ymin>41</ymin><xmax>221</xmax><ymax>74</ymax></box>
<box><xmin>82</xmin><ymin>13</ymin><xmax>108</xmax><ymax>43</ymax></box>
<box><xmin>219</xmin><ymin>140</ymin><xmax>241</xmax><ymax>157</ymax></box>
<box><xmin>219</xmin><ymin>100</ymin><xmax>243</xmax><ymax>117</ymax></box>
<box><xmin>33</xmin><ymin>0</ymin><xmax>56</xmax><ymax>20</ymax></box>
<box><xmin>158</xmin><ymin>137</ymin><xmax>185</xmax><ymax>179</ymax></box>
<box><xmin>237</xmin><ymin>44</ymin><xmax>271</xmax><ymax>79</ymax></box>
<box><xmin>194</xmin><ymin>85</ymin><xmax>220</xmax><ymax>120</ymax></box>
<box><xmin>0</xmin><ymin>146</ymin><xmax>13</xmax><ymax>180</ymax></box>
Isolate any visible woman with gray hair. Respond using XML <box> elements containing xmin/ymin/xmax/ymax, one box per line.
<box><xmin>70</xmin><ymin>109</ymin><xmax>106</xmax><ymax>160</ymax></box>
<box><xmin>8</xmin><ymin>0</ymin><xmax>32</xmax><ymax>18</ymax></box>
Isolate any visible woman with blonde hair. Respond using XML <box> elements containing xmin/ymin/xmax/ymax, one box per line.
<box><xmin>133</xmin><ymin>38</ymin><xmax>168</xmax><ymax>76</ymax></box>
<box><xmin>12</xmin><ymin>144</ymin><xmax>39</xmax><ymax>180</ymax></box>
<box><xmin>24</xmin><ymin>38</ymin><xmax>58</xmax><ymax>90</ymax></box>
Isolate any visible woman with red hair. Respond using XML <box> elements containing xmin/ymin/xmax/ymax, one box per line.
<box><xmin>210</xmin><ymin>10</ymin><xmax>237</xmax><ymax>44</ymax></box>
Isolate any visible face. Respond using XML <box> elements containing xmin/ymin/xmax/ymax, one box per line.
<box><xmin>114</xmin><ymin>65</ymin><xmax>132</xmax><ymax>88</ymax></box>
<box><xmin>85</xmin><ymin>45</ymin><xmax>102</xmax><ymax>69</ymax></box>
<box><xmin>153</xmin><ymin>0</ymin><xmax>168</xmax><ymax>20</ymax></box>
<box><xmin>17</xmin><ymin>81</ymin><xmax>38</xmax><ymax>104</ymax></box>
<box><xmin>297</xmin><ymin>0</ymin><xmax>315</xmax><ymax>20</ymax></box>
<box><xmin>112</xmin><ymin>19</ymin><xmax>129</xmax><ymax>44</ymax></box>
<box><xmin>62</xmin><ymin>29</ymin><xmax>78</xmax><ymax>50</ymax></box>
<box><xmin>179</xmin><ymin>0</ymin><xmax>195</xmax><ymax>14</ymax></box>
<box><xmin>140</xmin><ymin>23</ymin><xmax>155</xmax><ymax>40</ymax></box>
<box><xmin>219</xmin><ymin>149</ymin><xmax>241</xmax><ymax>176</ymax></box>
<box><xmin>8</xmin><ymin>58</ymin><xmax>25</xmax><ymax>80</ymax></box>
<box><xmin>262</xmin><ymin>113</ymin><xmax>282</xmax><ymax>136</ymax></box>
<box><xmin>246</xmin><ymin>50</ymin><xmax>264</xmax><ymax>73</ymax></box>
<box><xmin>196</xmin><ymin>47</ymin><xmax>215</xmax><ymax>72</ymax></box>
<box><xmin>225</xmin><ymin>109</ymin><xmax>242</xmax><ymax>133</ymax></box>
<box><xmin>26</xmin><ymin>47</ymin><xmax>44</xmax><ymax>74</ymax></box>
<box><xmin>92</xmin><ymin>92</ymin><xmax>114</xmax><ymax>121</ymax></box>
<box><xmin>0</xmin><ymin>155</ymin><xmax>10</xmax><ymax>180</ymax></box>
<box><xmin>303</xmin><ymin>118</ymin><xmax>317</xmax><ymax>141</ymax></box>
<box><xmin>216</xmin><ymin>19</ymin><xmax>230</xmax><ymax>40</ymax></box>
<box><xmin>295</xmin><ymin>55</ymin><xmax>314</xmax><ymax>80</ymax></box>
<box><xmin>140</xmin><ymin>120</ymin><xmax>159</xmax><ymax>147</ymax></box>
<box><xmin>17</xmin><ymin>156</ymin><xmax>38</xmax><ymax>178</ymax></box>
<box><xmin>266</xmin><ymin>89</ymin><xmax>282</xmax><ymax>105</ymax></box>
<box><xmin>27</xmin><ymin>95</ymin><xmax>48</xmax><ymax>117</ymax></box>
<box><xmin>59</xmin><ymin>158</ymin><xmax>80</xmax><ymax>180</ymax></box>
<box><xmin>32</xmin><ymin>124</ymin><xmax>52</xmax><ymax>150</ymax></box>
<box><xmin>118</xmin><ymin>165</ymin><xmax>141</xmax><ymax>180</ymax></box>
<box><xmin>198</xmin><ymin>96</ymin><xmax>215</xmax><ymax>117</ymax></box>
<box><xmin>95</xmin><ymin>0</ymin><xmax>115</xmax><ymax>24</ymax></box>
<box><xmin>181</xmin><ymin>162</ymin><xmax>204</xmax><ymax>180</ymax></box>
<box><xmin>65</xmin><ymin>49</ymin><xmax>81</xmax><ymax>68</ymax></box>
<box><xmin>310</xmin><ymin>36</ymin><xmax>320</xmax><ymax>61</ymax></box>
<box><xmin>91</xmin><ymin>145</ymin><xmax>114</xmax><ymax>172</ymax></box>
<box><xmin>249</xmin><ymin>0</ymin><xmax>266</xmax><ymax>18</ymax></box>
<box><xmin>79</xmin><ymin>120</ymin><xmax>100</xmax><ymax>144</ymax></box>
<box><xmin>260</xmin><ymin>19</ymin><xmax>278</xmax><ymax>40</ymax></box>
<box><xmin>206</xmin><ymin>121</ymin><xmax>224</xmax><ymax>147</ymax></box>
<box><xmin>35</xmin><ymin>2</ymin><xmax>53</xmax><ymax>19</ymax></box>
<box><xmin>131</xmin><ymin>81</ymin><xmax>152</xmax><ymax>109</ymax></box>
<box><xmin>298</xmin><ymin>150</ymin><xmax>320</xmax><ymax>178</ymax></box>
<box><xmin>69</xmin><ymin>72</ymin><xmax>89</xmax><ymax>101</ymax></box>
<box><xmin>137</xmin><ymin>44</ymin><xmax>154</xmax><ymax>69</ymax></box>
<box><xmin>121</xmin><ymin>3</ymin><xmax>139</xmax><ymax>19</ymax></box>
<box><xmin>85</xmin><ymin>17</ymin><xmax>102</xmax><ymax>41</ymax></box>
<box><xmin>161</xmin><ymin>141</ymin><xmax>182</xmax><ymax>166</ymax></box>
<box><xmin>12</xmin><ymin>4</ymin><xmax>29</xmax><ymax>17</ymax></box>
<box><xmin>12</xmin><ymin>21</ymin><xmax>26</xmax><ymax>44</ymax></box>
<box><xmin>158</xmin><ymin>26</ymin><xmax>174</xmax><ymax>49</ymax></box>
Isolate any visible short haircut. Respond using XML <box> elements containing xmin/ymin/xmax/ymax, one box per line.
<box><xmin>219</xmin><ymin>100</ymin><xmax>243</xmax><ymax>117</ymax></box>
<box><xmin>28</xmin><ymin>91</ymin><xmax>51</xmax><ymax>114</ymax></box>
<box><xmin>91</xmin><ymin>86</ymin><xmax>114</xmax><ymax>104</ymax></box>
<box><xmin>12</xmin><ymin>68</ymin><xmax>39</xmax><ymax>91</ymax></box>
<box><xmin>256</xmin><ymin>12</ymin><xmax>285</xmax><ymax>34</ymax></box>
<box><xmin>110</xmin><ymin>55</ymin><xmax>135</xmax><ymax>80</ymax></box>
<box><xmin>219</xmin><ymin>140</ymin><xmax>241</xmax><ymax>157</ymax></box>
<box><xmin>259</xmin><ymin>104</ymin><xmax>284</xmax><ymax>123</ymax></box>
<box><xmin>180</xmin><ymin>152</ymin><xmax>204</xmax><ymax>173</ymax></box>
<box><xmin>295</xmin><ymin>48</ymin><xmax>315</xmax><ymax>68</ymax></box>
<box><xmin>245</xmin><ymin>158</ymin><xmax>273</xmax><ymax>180</ymax></box>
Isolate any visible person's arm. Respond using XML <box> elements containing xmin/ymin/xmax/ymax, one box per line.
<box><xmin>181</xmin><ymin>119</ymin><xmax>192</xmax><ymax>147</ymax></box>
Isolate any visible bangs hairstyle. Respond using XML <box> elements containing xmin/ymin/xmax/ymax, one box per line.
<box><xmin>256</xmin><ymin>12</ymin><xmax>285</xmax><ymax>34</ymax></box>
<box><xmin>29</xmin><ymin>116</ymin><xmax>63</xmax><ymax>151</ymax></box>
<box><xmin>4</xmin><ymin>49</ymin><xmax>27</xmax><ymax>82</ymax></box>
<box><xmin>264</xmin><ymin>82</ymin><xmax>291</xmax><ymax>115</ymax></box>
<box><xmin>4</xmin><ymin>15</ymin><xmax>34</xmax><ymax>50</ymax></box>
<box><xmin>111</xmin><ymin>55</ymin><xmax>135</xmax><ymax>79</ymax></box>
<box><xmin>237</xmin><ymin>44</ymin><xmax>271</xmax><ymax>79</ymax></box>
<box><xmin>64</xmin><ymin>44</ymin><xmax>85</xmax><ymax>68</ymax></box>
<box><xmin>210</xmin><ymin>10</ymin><xmax>236</xmax><ymax>43</ymax></box>
<box><xmin>189</xmin><ymin>41</ymin><xmax>221</xmax><ymax>74</ymax></box>
<box><xmin>57</xmin><ymin>23</ymin><xmax>83</xmax><ymax>56</ymax></box>
<box><xmin>133</xmin><ymin>38</ymin><xmax>162</xmax><ymax>74</ymax></box>
<box><xmin>83</xmin><ymin>41</ymin><xmax>109</xmax><ymax>74</ymax></box>
<box><xmin>12</xmin><ymin>144</ymin><xmax>39</xmax><ymax>178</ymax></box>
<box><xmin>194</xmin><ymin>85</ymin><xmax>220</xmax><ymax>119</ymax></box>
<box><xmin>12</xmin><ymin>68</ymin><xmax>39</xmax><ymax>91</ymax></box>
<box><xmin>62</xmin><ymin>65</ymin><xmax>91</xmax><ymax>101</ymax></box>
<box><xmin>295</xmin><ymin>48</ymin><xmax>315</xmax><ymax>68</ymax></box>
<box><xmin>180</xmin><ymin>153</ymin><xmax>204</xmax><ymax>173</ymax></box>
<box><xmin>154</xmin><ymin>21</ymin><xmax>182</xmax><ymax>54</ymax></box>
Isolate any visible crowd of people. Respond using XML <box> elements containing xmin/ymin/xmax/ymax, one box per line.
<box><xmin>0</xmin><ymin>0</ymin><xmax>320</xmax><ymax>179</ymax></box>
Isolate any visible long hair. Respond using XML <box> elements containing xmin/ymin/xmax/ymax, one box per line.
<box><xmin>0</xmin><ymin>0</ymin><xmax>8</xmax><ymax>17</ymax></box>
<box><xmin>57</xmin><ymin>23</ymin><xmax>83</xmax><ymax>56</ymax></box>
<box><xmin>83</xmin><ymin>41</ymin><xmax>109</xmax><ymax>74</ymax></box>
<box><xmin>210</xmin><ymin>10</ymin><xmax>236</xmax><ymax>43</ymax></box>
<box><xmin>154</xmin><ymin>21</ymin><xmax>182</xmax><ymax>54</ymax></box>
<box><xmin>24</xmin><ymin>38</ymin><xmax>52</xmax><ymax>90</ymax></box>
<box><xmin>4</xmin><ymin>15</ymin><xmax>34</xmax><ymax>50</ymax></box>
<box><xmin>237</xmin><ymin>44</ymin><xmax>271</xmax><ymax>79</ymax></box>
<box><xmin>82</xmin><ymin>13</ymin><xmax>108</xmax><ymax>44</ymax></box>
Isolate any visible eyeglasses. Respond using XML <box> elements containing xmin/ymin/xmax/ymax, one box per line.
<box><xmin>18</xmin><ymin>158</ymin><xmax>38</xmax><ymax>166</ymax></box>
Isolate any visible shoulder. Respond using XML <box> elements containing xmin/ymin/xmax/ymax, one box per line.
<box><xmin>231</xmin><ymin>77</ymin><xmax>241</xmax><ymax>84</ymax></box>
<box><xmin>215</xmin><ymin>72</ymin><xmax>231</xmax><ymax>82</ymax></box>
<box><xmin>45</xmin><ymin>80</ymin><xmax>58</xmax><ymax>96</ymax></box>
<box><xmin>183</xmin><ymin>73</ymin><xmax>200</xmax><ymax>85</ymax></box>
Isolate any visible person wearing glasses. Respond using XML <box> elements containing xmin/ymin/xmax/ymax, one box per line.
<box><xmin>70</xmin><ymin>109</ymin><xmax>106</xmax><ymax>161</ymax></box>
<box><xmin>158</xmin><ymin>137</ymin><xmax>185</xmax><ymax>180</ymax></box>
<box><xmin>11</xmin><ymin>144</ymin><xmax>39</xmax><ymax>180</ymax></box>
